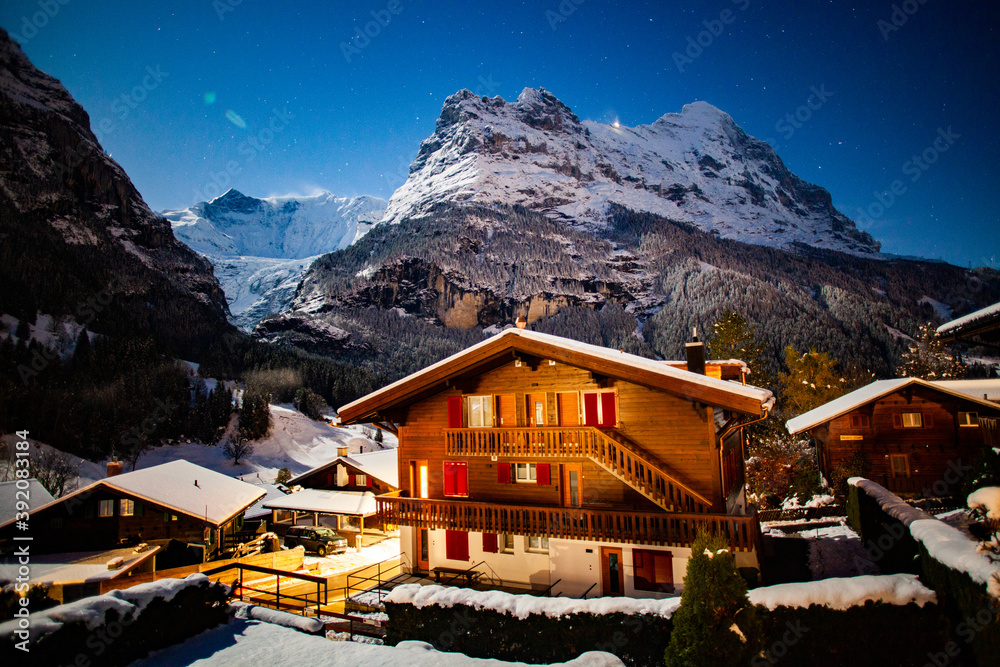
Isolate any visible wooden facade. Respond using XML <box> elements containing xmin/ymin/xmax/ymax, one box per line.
<box><xmin>793</xmin><ymin>382</ymin><xmax>1000</xmax><ymax>495</ymax></box>
<box><xmin>338</xmin><ymin>330</ymin><xmax>772</xmax><ymax>594</ymax></box>
<box><xmin>290</xmin><ymin>459</ymin><xmax>396</xmax><ymax>496</ymax></box>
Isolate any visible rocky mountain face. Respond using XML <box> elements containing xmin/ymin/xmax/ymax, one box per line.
<box><xmin>256</xmin><ymin>88</ymin><xmax>998</xmax><ymax>382</ymax></box>
<box><xmin>0</xmin><ymin>28</ymin><xmax>233</xmax><ymax>357</ymax></box>
<box><xmin>382</xmin><ymin>88</ymin><xmax>879</xmax><ymax>255</ymax></box>
<box><xmin>164</xmin><ymin>189</ymin><xmax>386</xmax><ymax>329</ymax></box>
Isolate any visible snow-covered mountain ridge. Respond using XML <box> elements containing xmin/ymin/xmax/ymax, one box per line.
<box><xmin>382</xmin><ymin>88</ymin><xmax>879</xmax><ymax>255</ymax></box>
<box><xmin>164</xmin><ymin>190</ymin><xmax>387</xmax><ymax>329</ymax></box>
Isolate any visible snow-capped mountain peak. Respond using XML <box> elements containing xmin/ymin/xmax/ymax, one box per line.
<box><xmin>381</xmin><ymin>87</ymin><xmax>878</xmax><ymax>255</ymax></box>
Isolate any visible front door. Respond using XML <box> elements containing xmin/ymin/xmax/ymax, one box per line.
<box><xmin>527</xmin><ymin>393</ymin><xmax>547</xmax><ymax>427</ymax></box>
<box><xmin>601</xmin><ymin>547</ymin><xmax>624</xmax><ymax>597</ymax></box>
<box><xmin>562</xmin><ymin>463</ymin><xmax>583</xmax><ymax>507</ymax></box>
<box><xmin>416</xmin><ymin>528</ymin><xmax>430</xmax><ymax>571</ymax></box>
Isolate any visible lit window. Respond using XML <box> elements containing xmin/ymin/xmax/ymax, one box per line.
<box><xmin>515</xmin><ymin>463</ymin><xmax>537</xmax><ymax>483</ymax></box>
<box><xmin>958</xmin><ymin>412</ymin><xmax>979</xmax><ymax>427</ymax></box>
<box><xmin>119</xmin><ymin>499</ymin><xmax>134</xmax><ymax>516</ymax></box>
<box><xmin>500</xmin><ymin>534</ymin><xmax>515</xmax><ymax>553</ymax></box>
<box><xmin>901</xmin><ymin>413</ymin><xmax>923</xmax><ymax>428</ymax></box>
<box><xmin>466</xmin><ymin>396</ymin><xmax>494</xmax><ymax>428</ymax></box>
<box><xmin>98</xmin><ymin>500</ymin><xmax>114</xmax><ymax>517</ymax></box>
<box><xmin>527</xmin><ymin>535</ymin><xmax>549</xmax><ymax>553</ymax></box>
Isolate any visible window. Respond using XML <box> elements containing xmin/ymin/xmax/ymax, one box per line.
<box><xmin>98</xmin><ymin>500</ymin><xmax>114</xmax><ymax>517</ymax></box>
<box><xmin>849</xmin><ymin>414</ymin><xmax>870</xmax><ymax>428</ymax></box>
<box><xmin>500</xmin><ymin>533</ymin><xmax>514</xmax><ymax>553</ymax></box>
<box><xmin>515</xmin><ymin>463</ymin><xmax>537</xmax><ymax>483</ymax></box>
<box><xmin>527</xmin><ymin>536</ymin><xmax>549</xmax><ymax>553</ymax></box>
<box><xmin>901</xmin><ymin>413</ymin><xmax>923</xmax><ymax>428</ymax></box>
<box><xmin>890</xmin><ymin>454</ymin><xmax>909</xmax><ymax>477</ymax></box>
<box><xmin>443</xmin><ymin>462</ymin><xmax>469</xmax><ymax>497</ymax></box>
<box><xmin>959</xmin><ymin>412</ymin><xmax>979</xmax><ymax>427</ymax></box>
<box><xmin>633</xmin><ymin>549</ymin><xmax>674</xmax><ymax>593</ymax></box>
<box><xmin>465</xmin><ymin>395</ymin><xmax>494</xmax><ymax>428</ymax></box>
<box><xmin>119</xmin><ymin>499</ymin><xmax>134</xmax><ymax>516</ymax></box>
<box><xmin>445</xmin><ymin>529</ymin><xmax>469</xmax><ymax>561</ymax></box>
<box><xmin>582</xmin><ymin>390</ymin><xmax>617</xmax><ymax>427</ymax></box>
<box><xmin>353</xmin><ymin>474</ymin><xmax>370</xmax><ymax>487</ymax></box>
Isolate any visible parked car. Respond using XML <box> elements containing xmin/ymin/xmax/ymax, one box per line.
<box><xmin>283</xmin><ymin>526</ymin><xmax>348</xmax><ymax>556</ymax></box>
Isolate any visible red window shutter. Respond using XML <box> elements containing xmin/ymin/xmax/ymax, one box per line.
<box><xmin>448</xmin><ymin>396</ymin><xmax>463</xmax><ymax>428</ymax></box>
<box><xmin>536</xmin><ymin>463</ymin><xmax>550</xmax><ymax>486</ymax></box>
<box><xmin>498</xmin><ymin>462</ymin><xmax>511</xmax><ymax>484</ymax></box>
<box><xmin>600</xmin><ymin>393</ymin><xmax>617</xmax><ymax>427</ymax></box>
<box><xmin>444</xmin><ymin>463</ymin><xmax>457</xmax><ymax>496</ymax></box>
<box><xmin>348</xmin><ymin>473</ymin><xmax>356</xmax><ymax>485</ymax></box>
<box><xmin>483</xmin><ymin>533</ymin><xmax>498</xmax><ymax>553</ymax></box>
<box><xmin>457</xmin><ymin>464</ymin><xmax>468</xmax><ymax>496</ymax></box>
<box><xmin>445</xmin><ymin>530</ymin><xmax>469</xmax><ymax>561</ymax></box>
<box><xmin>893</xmin><ymin>414</ymin><xmax>903</xmax><ymax>428</ymax></box>
<box><xmin>326</xmin><ymin>472</ymin><xmax>333</xmax><ymax>486</ymax></box>
<box><xmin>583</xmin><ymin>393</ymin><xmax>600</xmax><ymax>426</ymax></box>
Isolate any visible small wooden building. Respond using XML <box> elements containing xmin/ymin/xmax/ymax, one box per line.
<box><xmin>286</xmin><ymin>448</ymin><xmax>398</xmax><ymax>495</ymax></box>
<box><xmin>0</xmin><ymin>460</ymin><xmax>266</xmax><ymax>562</ymax></box>
<box><xmin>787</xmin><ymin>378</ymin><xmax>1000</xmax><ymax>495</ymax></box>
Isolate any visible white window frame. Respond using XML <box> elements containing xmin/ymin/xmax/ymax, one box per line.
<box><xmin>958</xmin><ymin>412</ymin><xmax>979</xmax><ymax>427</ymax></box>
<box><xmin>355</xmin><ymin>474</ymin><xmax>369</xmax><ymax>487</ymax></box>
<box><xmin>119</xmin><ymin>499</ymin><xmax>134</xmax><ymax>516</ymax></box>
<box><xmin>98</xmin><ymin>499</ymin><xmax>114</xmax><ymax>518</ymax></box>
<box><xmin>466</xmin><ymin>395</ymin><xmax>494</xmax><ymax>428</ymax></box>
<box><xmin>526</xmin><ymin>535</ymin><xmax>549</xmax><ymax>553</ymax></box>
<box><xmin>901</xmin><ymin>412</ymin><xmax>923</xmax><ymax>428</ymax></box>
<box><xmin>515</xmin><ymin>462</ymin><xmax>537</xmax><ymax>484</ymax></box>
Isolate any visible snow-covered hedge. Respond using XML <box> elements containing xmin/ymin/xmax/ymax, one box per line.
<box><xmin>0</xmin><ymin>573</ymin><xmax>229</xmax><ymax>665</ymax></box>
<box><xmin>385</xmin><ymin>577</ymin><xmax>945</xmax><ymax>667</ymax></box>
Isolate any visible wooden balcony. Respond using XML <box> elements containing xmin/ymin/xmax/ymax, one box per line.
<box><xmin>377</xmin><ymin>495</ymin><xmax>761</xmax><ymax>552</ymax></box>
<box><xmin>445</xmin><ymin>426</ymin><xmax>712</xmax><ymax>513</ymax></box>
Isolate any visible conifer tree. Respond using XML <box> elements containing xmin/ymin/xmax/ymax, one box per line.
<box><xmin>664</xmin><ymin>530</ymin><xmax>761</xmax><ymax>666</ymax></box>
<box><xmin>708</xmin><ymin>310</ymin><xmax>773</xmax><ymax>389</ymax></box>
<box><xmin>896</xmin><ymin>322</ymin><xmax>967</xmax><ymax>380</ymax></box>
<box><xmin>778</xmin><ymin>346</ymin><xmax>848</xmax><ymax>415</ymax></box>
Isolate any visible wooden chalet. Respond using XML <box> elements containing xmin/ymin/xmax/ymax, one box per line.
<box><xmin>787</xmin><ymin>378</ymin><xmax>1000</xmax><ymax>495</ymax></box>
<box><xmin>337</xmin><ymin>327</ymin><xmax>774</xmax><ymax>598</ymax></box>
<box><xmin>0</xmin><ymin>460</ymin><xmax>265</xmax><ymax>563</ymax></box>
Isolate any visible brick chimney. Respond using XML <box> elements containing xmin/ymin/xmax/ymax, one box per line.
<box><xmin>685</xmin><ymin>327</ymin><xmax>706</xmax><ymax>375</ymax></box>
<box><xmin>106</xmin><ymin>458</ymin><xmax>124</xmax><ymax>478</ymax></box>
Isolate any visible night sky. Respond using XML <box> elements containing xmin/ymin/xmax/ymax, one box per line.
<box><xmin>1</xmin><ymin>0</ymin><xmax>997</xmax><ymax>268</ymax></box>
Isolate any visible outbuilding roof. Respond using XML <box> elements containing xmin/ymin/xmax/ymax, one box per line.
<box><xmin>338</xmin><ymin>328</ymin><xmax>773</xmax><ymax>423</ymax></box>
<box><xmin>262</xmin><ymin>489</ymin><xmax>377</xmax><ymax>516</ymax></box>
<box><xmin>286</xmin><ymin>448</ymin><xmax>399</xmax><ymax>488</ymax></box>
<box><xmin>786</xmin><ymin>378</ymin><xmax>1000</xmax><ymax>435</ymax></box>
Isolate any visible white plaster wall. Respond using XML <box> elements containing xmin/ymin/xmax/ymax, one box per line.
<box><xmin>425</xmin><ymin>529</ymin><xmax>551</xmax><ymax>588</ymax></box>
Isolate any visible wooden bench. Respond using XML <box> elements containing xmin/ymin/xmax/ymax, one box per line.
<box><xmin>431</xmin><ymin>566</ymin><xmax>483</xmax><ymax>585</ymax></box>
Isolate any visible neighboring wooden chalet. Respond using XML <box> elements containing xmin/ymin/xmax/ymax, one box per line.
<box><xmin>0</xmin><ymin>460</ymin><xmax>265</xmax><ymax>563</ymax></box>
<box><xmin>787</xmin><ymin>378</ymin><xmax>1000</xmax><ymax>495</ymax></box>
<box><xmin>265</xmin><ymin>449</ymin><xmax>399</xmax><ymax>541</ymax></box>
<box><xmin>936</xmin><ymin>300</ymin><xmax>1000</xmax><ymax>345</ymax></box>
<box><xmin>337</xmin><ymin>328</ymin><xmax>774</xmax><ymax>598</ymax></box>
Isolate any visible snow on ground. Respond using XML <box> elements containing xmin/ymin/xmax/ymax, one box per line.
<box><xmin>303</xmin><ymin>538</ymin><xmax>400</xmax><ymax>576</ymax></box>
<box><xmin>801</xmin><ymin>522</ymin><xmax>880</xmax><ymax>579</ymax></box>
<box><xmin>748</xmin><ymin>573</ymin><xmax>936</xmax><ymax>611</ymax></box>
<box><xmin>918</xmin><ymin>296</ymin><xmax>953</xmax><ymax>321</ymax></box>
<box><xmin>131</xmin><ymin>618</ymin><xmax>625</xmax><ymax>666</ymax></box>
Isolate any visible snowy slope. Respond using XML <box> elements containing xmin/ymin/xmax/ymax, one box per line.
<box><xmin>164</xmin><ymin>190</ymin><xmax>387</xmax><ymax>329</ymax></box>
<box><xmin>381</xmin><ymin>88</ymin><xmax>879</xmax><ymax>255</ymax></box>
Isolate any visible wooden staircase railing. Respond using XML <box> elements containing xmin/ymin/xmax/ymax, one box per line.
<box><xmin>444</xmin><ymin>427</ymin><xmax>711</xmax><ymax>513</ymax></box>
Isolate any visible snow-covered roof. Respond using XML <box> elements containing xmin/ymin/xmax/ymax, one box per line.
<box><xmin>0</xmin><ymin>545</ymin><xmax>160</xmax><ymax>586</ymax></box>
<box><xmin>933</xmin><ymin>379</ymin><xmax>1000</xmax><ymax>402</ymax></box>
<box><xmin>287</xmin><ymin>448</ymin><xmax>399</xmax><ymax>488</ymax></box>
<box><xmin>0</xmin><ymin>460</ymin><xmax>266</xmax><ymax>529</ymax></box>
<box><xmin>262</xmin><ymin>489</ymin><xmax>378</xmax><ymax>516</ymax></box>
<box><xmin>786</xmin><ymin>377</ymin><xmax>1000</xmax><ymax>435</ymax></box>
<box><xmin>937</xmin><ymin>301</ymin><xmax>1000</xmax><ymax>335</ymax></box>
<box><xmin>339</xmin><ymin>328</ymin><xmax>773</xmax><ymax>421</ymax></box>
<box><xmin>0</xmin><ymin>479</ymin><xmax>53</xmax><ymax>524</ymax></box>
<box><xmin>244</xmin><ymin>484</ymin><xmax>289</xmax><ymax>520</ymax></box>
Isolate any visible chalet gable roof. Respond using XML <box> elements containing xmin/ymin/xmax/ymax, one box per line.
<box><xmin>0</xmin><ymin>460</ymin><xmax>266</xmax><ymax>529</ymax></box>
<box><xmin>786</xmin><ymin>378</ymin><xmax>1000</xmax><ymax>435</ymax></box>
<box><xmin>338</xmin><ymin>328</ymin><xmax>774</xmax><ymax>423</ymax></box>
<box><xmin>286</xmin><ymin>448</ymin><xmax>399</xmax><ymax>488</ymax></box>
<box><xmin>937</xmin><ymin>300</ymin><xmax>1000</xmax><ymax>342</ymax></box>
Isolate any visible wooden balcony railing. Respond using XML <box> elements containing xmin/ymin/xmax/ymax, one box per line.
<box><xmin>444</xmin><ymin>427</ymin><xmax>712</xmax><ymax>513</ymax></box>
<box><xmin>378</xmin><ymin>495</ymin><xmax>761</xmax><ymax>552</ymax></box>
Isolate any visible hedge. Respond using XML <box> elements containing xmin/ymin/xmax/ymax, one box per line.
<box><xmin>846</xmin><ymin>483</ymin><xmax>922</xmax><ymax>575</ymax></box>
<box><xmin>0</xmin><ymin>577</ymin><xmax>229</xmax><ymax>666</ymax></box>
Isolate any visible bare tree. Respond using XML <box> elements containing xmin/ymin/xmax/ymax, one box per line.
<box><xmin>224</xmin><ymin>437</ymin><xmax>254</xmax><ymax>466</ymax></box>
<box><xmin>28</xmin><ymin>449</ymin><xmax>80</xmax><ymax>498</ymax></box>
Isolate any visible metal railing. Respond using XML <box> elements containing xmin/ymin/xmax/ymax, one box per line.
<box><xmin>203</xmin><ymin>561</ymin><xmax>329</xmax><ymax>616</ymax></box>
